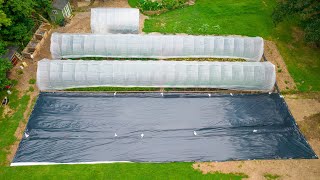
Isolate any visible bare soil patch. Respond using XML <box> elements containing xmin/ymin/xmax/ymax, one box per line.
<box><xmin>76</xmin><ymin>0</ymin><xmax>130</xmax><ymax>10</ymax></box>
<box><xmin>91</xmin><ymin>0</ymin><xmax>130</xmax><ymax>8</ymax></box>
<box><xmin>299</xmin><ymin>113</ymin><xmax>320</xmax><ymax>140</ymax></box>
<box><xmin>285</xmin><ymin>94</ymin><xmax>320</xmax><ymax>122</ymax></box>
<box><xmin>194</xmin><ymin>154</ymin><xmax>320</xmax><ymax>180</ymax></box>
<box><xmin>56</xmin><ymin>12</ymin><xmax>91</xmax><ymax>33</ymax></box>
<box><xmin>194</xmin><ymin>93</ymin><xmax>320</xmax><ymax>179</ymax></box>
<box><xmin>264</xmin><ymin>40</ymin><xmax>296</xmax><ymax>92</ymax></box>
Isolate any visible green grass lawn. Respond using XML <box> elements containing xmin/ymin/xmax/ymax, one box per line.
<box><xmin>143</xmin><ymin>0</ymin><xmax>275</xmax><ymax>37</ymax></box>
<box><xmin>0</xmin><ymin>163</ymin><xmax>247</xmax><ymax>179</ymax></box>
<box><xmin>132</xmin><ymin>0</ymin><xmax>320</xmax><ymax>92</ymax></box>
<box><xmin>271</xmin><ymin>20</ymin><xmax>320</xmax><ymax>91</ymax></box>
<box><xmin>0</xmin><ymin>90</ymin><xmax>30</xmax><ymax>166</ymax></box>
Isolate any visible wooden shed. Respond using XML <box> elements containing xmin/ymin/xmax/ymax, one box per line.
<box><xmin>0</xmin><ymin>46</ymin><xmax>23</xmax><ymax>66</ymax></box>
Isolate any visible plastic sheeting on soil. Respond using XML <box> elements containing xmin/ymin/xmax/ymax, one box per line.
<box><xmin>36</xmin><ymin>59</ymin><xmax>276</xmax><ymax>91</ymax></box>
<box><xmin>12</xmin><ymin>92</ymin><xmax>317</xmax><ymax>165</ymax></box>
<box><xmin>91</xmin><ymin>8</ymin><xmax>139</xmax><ymax>34</ymax></box>
<box><xmin>50</xmin><ymin>33</ymin><xmax>264</xmax><ymax>61</ymax></box>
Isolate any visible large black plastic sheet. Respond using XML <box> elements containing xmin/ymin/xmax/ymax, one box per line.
<box><xmin>13</xmin><ymin>92</ymin><xmax>317</xmax><ymax>164</ymax></box>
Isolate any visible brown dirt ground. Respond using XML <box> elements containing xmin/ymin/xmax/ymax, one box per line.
<box><xmin>264</xmin><ymin>40</ymin><xmax>296</xmax><ymax>92</ymax></box>
<box><xmin>56</xmin><ymin>12</ymin><xmax>91</xmax><ymax>33</ymax></box>
<box><xmin>285</xmin><ymin>94</ymin><xmax>320</xmax><ymax>122</ymax></box>
<box><xmin>194</xmin><ymin>93</ymin><xmax>320</xmax><ymax>180</ymax></box>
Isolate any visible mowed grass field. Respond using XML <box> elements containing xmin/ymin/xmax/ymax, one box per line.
<box><xmin>130</xmin><ymin>0</ymin><xmax>320</xmax><ymax>91</ymax></box>
<box><xmin>0</xmin><ymin>163</ymin><xmax>246</xmax><ymax>179</ymax></box>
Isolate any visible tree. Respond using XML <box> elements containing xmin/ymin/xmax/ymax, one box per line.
<box><xmin>0</xmin><ymin>0</ymin><xmax>51</xmax><ymax>89</ymax></box>
<box><xmin>0</xmin><ymin>41</ymin><xmax>7</xmax><ymax>55</ymax></box>
<box><xmin>0</xmin><ymin>0</ymin><xmax>52</xmax><ymax>46</ymax></box>
<box><xmin>0</xmin><ymin>58</ymin><xmax>12</xmax><ymax>89</ymax></box>
<box><xmin>273</xmin><ymin>0</ymin><xmax>320</xmax><ymax>46</ymax></box>
<box><xmin>0</xmin><ymin>0</ymin><xmax>10</xmax><ymax>26</ymax></box>
<box><xmin>0</xmin><ymin>40</ymin><xmax>12</xmax><ymax>90</ymax></box>
<box><xmin>33</xmin><ymin>0</ymin><xmax>52</xmax><ymax>19</ymax></box>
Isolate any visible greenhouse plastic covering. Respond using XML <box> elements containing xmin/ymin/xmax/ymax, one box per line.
<box><xmin>91</xmin><ymin>8</ymin><xmax>139</xmax><ymax>34</ymax></box>
<box><xmin>37</xmin><ymin>59</ymin><xmax>276</xmax><ymax>91</ymax></box>
<box><xmin>12</xmin><ymin>92</ymin><xmax>317</xmax><ymax>165</ymax></box>
<box><xmin>50</xmin><ymin>33</ymin><xmax>264</xmax><ymax>61</ymax></box>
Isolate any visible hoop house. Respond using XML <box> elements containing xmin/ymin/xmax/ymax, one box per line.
<box><xmin>91</xmin><ymin>8</ymin><xmax>139</xmax><ymax>34</ymax></box>
<box><xmin>50</xmin><ymin>33</ymin><xmax>264</xmax><ymax>61</ymax></box>
<box><xmin>37</xmin><ymin>59</ymin><xmax>275</xmax><ymax>91</ymax></box>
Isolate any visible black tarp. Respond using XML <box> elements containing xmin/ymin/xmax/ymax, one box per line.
<box><xmin>13</xmin><ymin>92</ymin><xmax>317</xmax><ymax>164</ymax></box>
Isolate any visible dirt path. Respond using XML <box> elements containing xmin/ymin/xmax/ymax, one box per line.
<box><xmin>194</xmin><ymin>93</ymin><xmax>320</xmax><ymax>180</ymax></box>
<box><xmin>56</xmin><ymin>12</ymin><xmax>91</xmax><ymax>33</ymax></box>
<box><xmin>264</xmin><ymin>41</ymin><xmax>296</xmax><ymax>92</ymax></box>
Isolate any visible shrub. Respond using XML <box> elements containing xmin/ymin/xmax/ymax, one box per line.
<box><xmin>28</xmin><ymin>86</ymin><xmax>34</xmax><ymax>92</ymax></box>
<box><xmin>138</xmin><ymin>0</ymin><xmax>187</xmax><ymax>11</ymax></box>
<box><xmin>29</xmin><ymin>78</ymin><xmax>36</xmax><ymax>84</ymax></box>
<box><xmin>17</xmin><ymin>69</ymin><xmax>23</xmax><ymax>75</ymax></box>
<box><xmin>11</xmin><ymin>80</ymin><xmax>18</xmax><ymax>86</ymax></box>
<box><xmin>57</xmin><ymin>18</ymin><xmax>65</xmax><ymax>27</ymax></box>
<box><xmin>0</xmin><ymin>58</ymin><xmax>12</xmax><ymax>89</ymax></box>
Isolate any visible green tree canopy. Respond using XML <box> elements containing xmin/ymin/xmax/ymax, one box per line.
<box><xmin>0</xmin><ymin>41</ymin><xmax>7</xmax><ymax>55</ymax></box>
<box><xmin>273</xmin><ymin>0</ymin><xmax>320</xmax><ymax>46</ymax></box>
<box><xmin>0</xmin><ymin>0</ymin><xmax>11</xmax><ymax>27</ymax></box>
<box><xmin>0</xmin><ymin>58</ymin><xmax>12</xmax><ymax>89</ymax></box>
<box><xmin>0</xmin><ymin>0</ymin><xmax>51</xmax><ymax>89</ymax></box>
<box><xmin>0</xmin><ymin>40</ymin><xmax>12</xmax><ymax>89</ymax></box>
<box><xmin>0</xmin><ymin>0</ymin><xmax>52</xmax><ymax>46</ymax></box>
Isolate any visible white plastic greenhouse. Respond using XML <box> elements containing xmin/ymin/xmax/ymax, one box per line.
<box><xmin>37</xmin><ymin>59</ymin><xmax>276</xmax><ymax>91</ymax></box>
<box><xmin>50</xmin><ymin>33</ymin><xmax>264</xmax><ymax>61</ymax></box>
<box><xmin>91</xmin><ymin>8</ymin><xmax>139</xmax><ymax>34</ymax></box>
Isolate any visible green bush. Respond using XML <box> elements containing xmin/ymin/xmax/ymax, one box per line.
<box><xmin>57</xmin><ymin>18</ymin><xmax>65</xmax><ymax>27</ymax></box>
<box><xmin>11</xmin><ymin>80</ymin><xmax>18</xmax><ymax>86</ymax></box>
<box><xmin>0</xmin><ymin>58</ymin><xmax>12</xmax><ymax>89</ymax></box>
<box><xmin>138</xmin><ymin>0</ymin><xmax>187</xmax><ymax>11</ymax></box>
<box><xmin>28</xmin><ymin>86</ymin><xmax>34</xmax><ymax>92</ymax></box>
<box><xmin>29</xmin><ymin>78</ymin><xmax>36</xmax><ymax>84</ymax></box>
<box><xmin>17</xmin><ymin>69</ymin><xmax>23</xmax><ymax>75</ymax></box>
<box><xmin>138</xmin><ymin>0</ymin><xmax>162</xmax><ymax>11</ymax></box>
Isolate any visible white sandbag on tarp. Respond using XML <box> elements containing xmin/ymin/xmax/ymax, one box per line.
<box><xmin>37</xmin><ymin>59</ymin><xmax>276</xmax><ymax>91</ymax></box>
<box><xmin>91</xmin><ymin>8</ymin><xmax>139</xmax><ymax>34</ymax></box>
<box><xmin>50</xmin><ymin>33</ymin><xmax>264</xmax><ymax>61</ymax></box>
